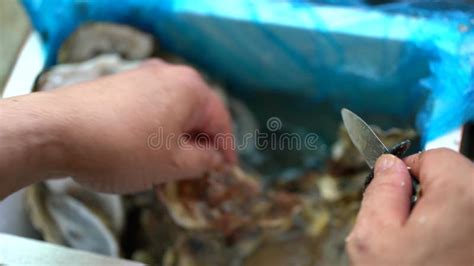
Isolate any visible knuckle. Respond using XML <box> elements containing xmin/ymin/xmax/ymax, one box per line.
<box><xmin>171</xmin><ymin>65</ymin><xmax>208</xmax><ymax>99</ymax></box>
<box><xmin>365</xmin><ymin>179</ymin><xmax>401</xmax><ymax>197</ymax></box>
<box><xmin>433</xmin><ymin>147</ymin><xmax>456</xmax><ymax>156</ymax></box>
<box><xmin>346</xmin><ymin>225</ymin><xmax>400</xmax><ymax>265</ymax></box>
<box><xmin>169</xmin><ymin>155</ymin><xmax>192</xmax><ymax>179</ymax></box>
<box><xmin>423</xmin><ymin>148</ymin><xmax>457</xmax><ymax>162</ymax></box>
<box><xmin>169</xmin><ymin>152</ymin><xmax>182</xmax><ymax>171</ymax></box>
<box><xmin>417</xmin><ymin>148</ymin><xmax>456</xmax><ymax>184</ymax></box>
<box><xmin>173</xmin><ymin>65</ymin><xmax>203</xmax><ymax>81</ymax></box>
<box><xmin>420</xmin><ymin>148</ymin><xmax>453</xmax><ymax>165</ymax></box>
<box><xmin>346</xmin><ymin>232</ymin><xmax>377</xmax><ymax>262</ymax></box>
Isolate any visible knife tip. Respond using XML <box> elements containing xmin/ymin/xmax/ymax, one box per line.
<box><xmin>341</xmin><ymin>108</ymin><xmax>350</xmax><ymax>116</ymax></box>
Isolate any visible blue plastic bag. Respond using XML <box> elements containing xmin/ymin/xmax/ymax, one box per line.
<box><xmin>22</xmin><ymin>0</ymin><xmax>474</xmax><ymax>145</ymax></box>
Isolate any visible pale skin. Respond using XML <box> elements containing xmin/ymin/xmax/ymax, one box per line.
<box><xmin>347</xmin><ymin>150</ymin><xmax>474</xmax><ymax>266</ymax></box>
<box><xmin>0</xmin><ymin>60</ymin><xmax>235</xmax><ymax>197</ymax></box>
<box><xmin>0</xmin><ymin>60</ymin><xmax>472</xmax><ymax>265</ymax></box>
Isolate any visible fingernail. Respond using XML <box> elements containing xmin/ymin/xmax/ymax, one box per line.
<box><xmin>374</xmin><ymin>154</ymin><xmax>398</xmax><ymax>175</ymax></box>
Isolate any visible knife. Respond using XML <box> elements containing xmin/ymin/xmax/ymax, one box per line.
<box><xmin>341</xmin><ymin>108</ymin><xmax>420</xmax><ymax>206</ymax></box>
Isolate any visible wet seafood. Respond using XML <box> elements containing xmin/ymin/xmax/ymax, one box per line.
<box><xmin>58</xmin><ymin>22</ymin><xmax>155</xmax><ymax>64</ymax></box>
<box><xmin>157</xmin><ymin>167</ymin><xmax>301</xmax><ymax>237</ymax></box>
<box><xmin>36</xmin><ymin>54</ymin><xmax>141</xmax><ymax>91</ymax></box>
<box><xmin>163</xmin><ymin>232</ymin><xmax>259</xmax><ymax>266</ymax></box>
<box><xmin>25</xmin><ymin>179</ymin><xmax>123</xmax><ymax>256</ymax></box>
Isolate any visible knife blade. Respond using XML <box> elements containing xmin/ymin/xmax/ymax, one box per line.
<box><xmin>340</xmin><ymin>108</ymin><xmax>420</xmax><ymax>207</ymax></box>
<box><xmin>341</xmin><ymin>108</ymin><xmax>388</xmax><ymax>169</ymax></box>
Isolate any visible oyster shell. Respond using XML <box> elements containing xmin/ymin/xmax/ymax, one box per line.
<box><xmin>243</xmin><ymin>235</ymin><xmax>320</xmax><ymax>266</ymax></box>
<box><xmin>58</xmin><ymin>22</ymin><xmax>155</xmax><ymax>64</ymax></box>
<box><xmin>25</xmin><ymin>179</ymin><xmax>123</xmax><ymax>256</ymax></box>
<box><xmin>228</xmin><ymin>98</ymin><xmax>261</xmax><ymax>164</ymax></box>
<box><xmin>156</xmin><ymin>167</ymin><xmax>302</xmax><ymax>238</ymax></box>
<box><xmin>36</xmin><ymin>54</ymin><xmax>141</xmax><ymax>91</ymax></box>
<box><xmin>47</xmin><ymin>193</ymin><xmax>119</xmax><ymax>256</ymax></box>
<box><xmin>162</xmin><ymin>230</ymin><xmax>262</xmax><ymax>266</ymax></box>
<box><xmin>46</xmin><ymin>178</ymin><xmax>124</xmax><ymax>233</ymax></box>
<box><xmin>25</xmin><ymin>183</ymin><xmax>63</xmax><ymax>244</ymax></box>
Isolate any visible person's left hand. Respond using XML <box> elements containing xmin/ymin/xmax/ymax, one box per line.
<box><xmin>0</xmin><ymin>59</ymin><xmax>236</xmax><ymax>196</ymax></box>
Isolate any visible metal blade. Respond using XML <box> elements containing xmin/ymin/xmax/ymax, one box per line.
<box><xmin>341</xmin><ymin>108</ymin><xmax>388</xmax><ymax>168</ymax></box>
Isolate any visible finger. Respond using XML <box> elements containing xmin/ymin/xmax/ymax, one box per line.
<box><xmin>404</xmin><ymin>148</ymin><xmax>473</xmax><ymax>190</ymax></box>
<box><xmin>357</xmin><ymin>154</ymin><xmax>413</xmax><ymax>229</ymax></box>
<box><xmin>403</xmin><ymin>148</ymin><xmax>473</xmax><ymax>221</ymax></box>
<box><xmin>199</xmin><ymin>90</ymin><xmax>237</xmax><ymax>164</ymax></box>
<box><xmin>173</xmin><ymin>145</ymin><xmax>223</xmax><ymax>179</ymax></box>
<box><xmin>171</xmin><ymin>65</ymin><xmax>236</xmax><ymax>164</ymax></box>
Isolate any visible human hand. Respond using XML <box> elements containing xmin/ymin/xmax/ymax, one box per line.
<box><xmin>0</xmin><ymin>59</ymin><xmax>235</xmax><ymax>196</ymax></box>
<box><xmin>346</xmin><ymin>148</ymin><xmax>474</xmax><ymax>266</ymax></box>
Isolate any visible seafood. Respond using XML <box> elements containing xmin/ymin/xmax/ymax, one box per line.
<box><xmin>156</xmin><ymin>167</ymin><xmax>301</xmax><ymax>237</ymax></box>
<box><xmin>58</xmin><ymin>23</ymin><xmax>155</xmax><ymax>64</ymax></box>
<box><xmin>25</xmin><ymin>179</ymin><xmax>123</xmax><ymax>256</ymax></box>
<box><xmin>163</xmin><ymin>232</ymin><xmax>259</xmax><ymax>266</ymax></box>
<box><xmin>35</xmin><ymin>54</ymin><xmax>141</xmax><ymax>91</ymax></box>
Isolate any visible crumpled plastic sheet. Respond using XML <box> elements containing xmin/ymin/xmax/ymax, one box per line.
<box><xmin>22</xmin><ymin>0</ymin><xmax>474</xmax><ymax>145</ymax></box>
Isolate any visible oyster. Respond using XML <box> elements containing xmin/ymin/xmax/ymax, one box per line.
<box><xmin>163</xmin><ymin>232</ymin><xmax>259</xmax><ymax>266</ymax></box>
<box><xmin>47</xmin><ymin>194</ymin><xmax>118</xmax><ymax>256</ymax></box>
<box><xmin>157</xmin><ymin>167</ymin><xmax>301</xmax><ymax>236</ymax></box>
<box><xmin>58</xmin><ymin>22</ymin><xmax>155</xmax><ymax>64</ymax></box>
<box><xmin>25</xmin><ymin>179</ymin><xmax>123</xmax><ymax>256</ymax></box>
<box><xmin>36</xmin><ymin>54</ymin><xmax>141</xmax><ymax>91</ymax></box>
<box><xmin>228</xmin><ymin>98</ymin><xmax>260</xmax><ymax>163</ymax></box>
<box><xmin>125</xmin><ymin>200</ymin><xmax>181</xmax><ymax>265</ymax></box>
<box><xmin>243</xmin><ymin>235</ymin><xmax>319</xmax><ymax>266</ymax></box>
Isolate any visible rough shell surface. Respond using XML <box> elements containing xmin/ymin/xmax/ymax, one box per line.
<box><xmin>58</xmin><ymin>22</ymin><xmax>155</xmax><ymax>64</ymax></box>
<box><xmin>36</xmin><ymin>54</ymin><xmax>141</xmax><ymax>91</ymax></box>
<box><xmin>25</xmin><ymin>179</ymin><xmax>123</xmax><ymax>257</ymax></box>
<box><xmin>156</xmin><ymin>167</ymin><xmax>302</xmax><ymax>237</ymax></box>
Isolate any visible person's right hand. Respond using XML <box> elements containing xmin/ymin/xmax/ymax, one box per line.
<box><xmin>346</xmin><ymin>148</ymin><xmax>474</xmax><ymax>266</ymax></box>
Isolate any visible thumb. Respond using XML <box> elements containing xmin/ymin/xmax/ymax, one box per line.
<box><xmin>173</xmin><ymin>146</ymin><xmax>223</xmax><ymax>179</ymax></box>
<box><xmin>356</xmin><ymin>154</ymin><xmax>413</xmax><ymax>229</ymax></box>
